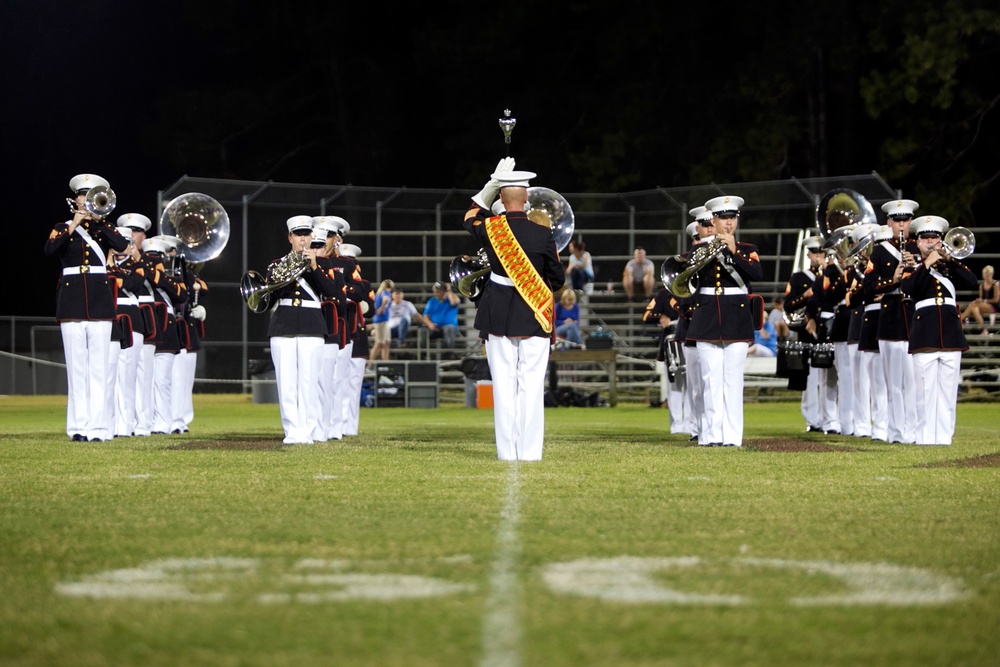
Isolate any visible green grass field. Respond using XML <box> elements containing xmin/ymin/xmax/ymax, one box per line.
<box><xmin>1</xmin><ymin>395</ymin><xmax>998</xmax><ymax>666</ymax></box>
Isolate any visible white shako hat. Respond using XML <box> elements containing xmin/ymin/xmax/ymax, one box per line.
<box><xmin>338</xmin><ymin>243</ymin><xmax>362</xmax><ymax>258</ymax></box>
<box><xmin>873</xmin><ymin>224</ymin><xmax>894</xmax><ymax>242</ymax></box>
<box><xmin>803</xmin><ymin>235</ymin><xmax>825</xmax><ymax>252</ymax></box>
<box><xmin>849</xmin><ymin>223</ymin><xmax>880</xmax><ymax>244</ymax></box>
<box><xmin>705</xmin><ymin>195</ymin><xmax>744</xmax><ymax>215</ymax></box>
<box><xmin>312</xmin><ymin>215</ymin><xmax>350</xmax><ymax>236</ymax></box>
<box><xmin>881</xmin><ymin>199</ymin><xmax>919</xmax><ymax>219</ymax></box>
<box><xmin>911</xmin><ymin>215</ymin><xmax>949</xmax><ymax>236</ymax></box>
<box><xmin>493</xmin><ymin>170</ymin><xmax>536</xmax><ymax>188</ymax></box>
<box><xmin>142</xmin><ymin>236</ymin><xmax>171</xmax><ymax>254</ymax></box>
<box><xmin>686</xmin><ymin>222</ymin><xmax>700</xmax><ymax>239</ymax></box>
<box><xmin>69</xmin><ymin>173</ymin><xmax>109</xmax><ymax>193</ymax></box>
<box><xmin>116</xmin><ymin>213</ymin><xmax>151</xmax><ymax>232</ymax></box>
<box><xmin>286</xmin><ymin>216</ymin><xmax>313</xmax><ymax>233</ymax></box>
<box><xmin>688</xmin><ymin>205</ymin><xmax>713</xmax><ymax>223</ymax></box>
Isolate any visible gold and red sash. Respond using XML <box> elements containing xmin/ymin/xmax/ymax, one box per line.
<box><xmin>484</xmin><ymin>214</ymin><xmax>554</xmax><ymax>333</ymax></box>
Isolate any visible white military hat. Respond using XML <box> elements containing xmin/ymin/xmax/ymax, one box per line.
<box><xmin>911</xmin><ymin>215</ymin><xmax>949</xmax><ymax>236</ymax></box>
<box><xmin>339</xmin><ymin>243</ymin><xmax>362</xmax><ymax>258</ymax></box>
<box><xmin>873</xmin><ymin>224</ymin><xmax>894</xmax><ymax>241</ymax></box>
<box><xmin>69</xmin><ymin>173</ymin><xmax>109</xmax><ymax>193</ymax></box>
<box><xmin>688</xmin><ymin>205</ymin><xmax>713</xmax><ymax>223</ymax></box>
<box><xmin>493</xmin><ymin>170</ymin><xmax>536</xmax><ymax>188</ymax></box>
<box><xmin>312</xmin><ymin>215</ymin><xmax>350</xmax><ymax>236</ymax></box>
<box><xmin>286</xmin><ymin>215</ymin><xmax>313</xmax><ymax>233</ymax></box>
<box><xmin>705</xmin><ymin>195</ymin><xmax>745</xmax><ymax>215</ymax></box>
<box><xmin>803</xmin><ymin>235</ymin><xmax>825</xmax><ymax>252</ymax></box>
<box><xmin>686</xmin><ymin>222</ymin><xmax>700</xmax><ymax>239</ymax></box>
<box><xmin>881</xmin><ymin>199</ymin><xmax>919</xmax><ymax>218</ymax></box>
<box><xmin>849</xmin><ymin>223</ymin><xmax>879</xmax><ymax>244</ymax></box>
<box><xmin>116</xmin><ymin>212</ymin><xmax>151</xmax><ymax>232</ymax></box>
<box><xmin>159</xmin><ymin>235</ymin><xmax>183</xmax><ymax>250</ymax></box>
<box><xmin>142</xmin><ymin>237</ymin><xmax>171</xmax><ymax>254</ymax></box>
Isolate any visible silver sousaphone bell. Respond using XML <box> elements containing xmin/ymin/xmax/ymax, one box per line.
<box><xmin>450</xmin><ymin>187</ymin><xmax>575</xmax><ymax>299</ymax></box>
<box><xmin>159</xmin><ymin>192</ymin><xmax>231</xmax><ymax>267</ymax></box>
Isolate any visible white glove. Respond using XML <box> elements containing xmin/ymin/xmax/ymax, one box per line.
<box><xmin>190</xmin><ymin>305</ymin><xmax>207</xmax><ymax>321</ymax></box>
<box><xmin>472</xmin><ymin>157</ymin><xmax>516</xmax><ymax>210</ymax></box>
<box><xmin>360</xmin><ymin>301</ymin><xmax>370</xmax><ymax>315</ymax></box>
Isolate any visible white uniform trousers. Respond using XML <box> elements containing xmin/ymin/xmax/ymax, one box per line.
<box><xmin>171</xmin><ymin>348</ymin><xmax>197</xmax><ymax>431</ymax></box>
<box><xmin>912</xmin><ymin>351</ymin><xmax>961</xmax><ymax>445</ymax></box>
<box><xmin>863</xmin><ymin>351</ymin><xmax>889</xmax><ymax>441</ymax></box>
<box><xmin>485</xmin><ymin>335</ymin><xmax>549</xmax><ymax>461</ymax></box>
<box><xmin>104</xmin><ymin>341</ymin><xmax>121</xmax><ymax>439</ymax></box>
<box><xmin>134</xmin><ymin>343</ymin><xmax>156</xmax><ymax>436</ymax></box>
<box><xmin>655</xmin><ymin>360</ymin><xmax>688</xmax><ymax>434</ymax></box>
<box><xmin>271</xmin><ymin>335</ymin><xmax>324</xmax><ymax>444</ymax></box>
<box><xmin>682</xmin><ymin>345</ymin><xmax>702</xmax><ymax>437</ymax></box>
<box><xmin>330</xmin><ymin>342</ymin><xmax>355</xmax><ymax>440</ymax></box>
<box><xmin>848</xmin><ymin>343</ymin><xmax>871</xmax><ymax>437</ymax></box>
<box><xmin>314</xmin><ymin>342</ymin><xmax>341</xmax><ymax>441</ymax></box>
<box><xmin>343</xmin><ymin>357</ymin><xmax>367</xmax><ymax>436</ymax></box>
<box><xmin>60</xmin><ymin>320</ymin><xmax>113</xmax><ymax>441</ymax></box>
<box><xmin>802</xmin><ymin>365</ymin><xmax>840</xmax><ymax>432</ymax></box>
<box><xmin>151</xmin><ymin>352</ymin><xmax>175</xmax><ymax>433</ymax></box>
<box><xmin>879</xmin><ymin>339</ymin><xmax>916</xmax><ymax>443</ymax></box>
<box><xmin>833</xmin><ymin>342</ymin><xmax>854</xmax><ymax>435</ymax></box>
<box><xmin>115</xmin><ymin>332</ymin><xmax>144</xmax><ymax>436</ymax></box>
<box><xmin>696</xmin><ymin>341</ymin><xmax>748</xmax><ymax>446</ymax></box>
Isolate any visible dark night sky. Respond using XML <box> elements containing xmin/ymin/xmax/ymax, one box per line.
<box><xmin>7</xmin><ymin>1</ymin><xmax>999</xmax><ymax>317</ymax></box>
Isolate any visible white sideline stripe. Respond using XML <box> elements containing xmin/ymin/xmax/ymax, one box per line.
<box><xmin>480</xmin><ymin>462</ymin><xmax>522</xmax><ymax>667</ymax></box>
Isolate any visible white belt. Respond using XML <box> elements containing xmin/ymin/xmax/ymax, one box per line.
<box><xmin>490</xmin><ymin>273</ymin><xmax>515</xmax><ymax>287</ymax></box>
<box><xmin>864</xmin><ymin>303</ymin><xmax>880</xmax><ymax>312</ymax></box>
<box><xmin>138</xmin><ymin>296</ymin><xmax>155</xmax><ymax>303</ymax></box>
<box><xmin>62</xmin><ymin>265</ymin><xmax>106</xmax><ymax>275</ymax></box>
<box><xmin>915</xmin><ymin>297</ymin><xmax>956</xmax><ymax>310</ymax></box>
<box><xmin>699</xmin><ymin>287</ymin><xmax>747</xmax><ymax>296</ymax></box>
<box><xmin>819</xmin><ymin>311</ymin><xmax>834</xmax><ymax>319</ymax></box>
<box><xmin>278</xmin><ymin>298</ymin><xmax>321</xmax><ymax>309</ymax></box>
<box><xmin>117</xmin><ymin>296</ymin><xmax>140</xmax><ymax>306</ymax></box>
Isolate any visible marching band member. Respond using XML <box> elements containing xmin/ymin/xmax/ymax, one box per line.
<box><xmin>865</xmin><ymin>199</ymin><xmax>920</xmax><ymax>443</ymax></box>
<box><xmin>268</xmin><ymin>216</ymin><xmax>341</xmax><ymax>445</ymax></box>
<box><xmin>685</xmin><ymin>195</ymin><xmax>762</xmax><ymax>447</ymax></box>
<box><xmin>463</xmin><ymin>158</ymin><xmax>565</xmax><ymax>461</ymax></box>
<box><xmin>170</xmin><ymin>241</ymin><xmax>208</xmax><ymax>433</ymax></box>
<box><xmin>900</xmin><ymin>216</ymin><xmax>977</xmax><ymax>445</ymax></box>
<box><xmin>45</xmin><ymin>174</ymin><xmax>130</xmax><ymax>442</ymax></box>
<box><xmin>108</xmin><ymin>222</ymin><xmax>148</xmax><ymax>437</ymax></box>
<box><xmin>858</xmin><ymin>224</ymin><xmax>893</xmax><ymax>441</ymax></box>
<box><xmin>682</xmin><ymin>208</ymin><xmax>715</xmax><ymax>441</ymax></box>
<box><xmin>314</xmin><ymin>216</ymin><xmax>365</xmax><ymax>441</ymax></box>
<box><xmin>311</xmin><ymin>217</ymin><xmax>347</xmax><ymax>442</ymax></box>
<box><xmin>338</xmin><ymin>243</ymin><xmax>373</xmax><ymax>437</ymax></box>
<box><xmin>143</xmin><ymin>236</ymin><xmax>188</xmax><ymax>434</ymax></box>
<box><xmin>843</xmin><ymin>223</ymin><xmax>879</xmax><ymax>439</ymax></box>
<box><xmin>644</xmin><ymin>282</ymin><xmax>681</xmax><ymax>432</ymax></box>
<box><xmin>131</xmin><ymin>217</ymin><xmax>161</xmax><ymax>437</ymax></box>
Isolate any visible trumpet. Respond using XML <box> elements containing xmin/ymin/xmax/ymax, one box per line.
<box><xmin>66</xmin><ymin>185</ymin><xmax>117</xmax><ymax>220</ymax></box>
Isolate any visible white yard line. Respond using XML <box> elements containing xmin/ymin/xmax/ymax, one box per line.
<box><xmin>479</xmin><ymin>462</ymin><xmax>523</xmax><ymax>667</ymax></box>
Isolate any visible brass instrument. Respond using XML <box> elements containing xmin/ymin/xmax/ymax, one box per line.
<box><xmin>660</xmin><ymin>237</ymin><xmax>727</xmax><ymax>299</ymax></box>
<box><xmin>66</xmin><ymin>185</ymin><xmax>117</xmax><ymax>220</ymax></box>
<box><xmin>159</xmin><ymin>193</ymin><xmax>230</xmax><ymax>267</ymax></box>
<box><xmin>241</xmin><ymin>251</ymin><xmax>311</xmax><ymax>313</ymax></box>
<box><xmin>450</xmin><ymin>187</ymin><xmax>575</xmax><ymax>299</ymax></box>
<box><xmin>937</xmin><ymin>227</ymin><xmax>975</xmax><ymax>260</ymax></box>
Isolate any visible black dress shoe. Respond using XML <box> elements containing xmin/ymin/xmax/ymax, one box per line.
<box><xmin>825</xmin><ymin>430</ymin><xmax>840</xmax><ymax>435</ymax></box>
<box><xmin>71</xmin><ymin>434</ymin><xmax>84</xmax><ymax>442</ymax></box>
<box><xmin>689</xmin><ymin>435</ymin><xmax>699</xmax><ymax>442</ymax></box>
<box><xmin>709</xmin><ymin>442</ymin><xmax>723</xmax><ymax>447</ymax></box>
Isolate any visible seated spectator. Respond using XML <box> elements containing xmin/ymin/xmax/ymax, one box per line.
<box><xmin>566</xmin><ymin>240</ymin><xmax>594</xmax><ymax>293</ymax></box>
<box><xmin>749</xmin><ymin>317</ymin><xmax>778</xmax><ymax>357</ymax></box>
<box><xmin>622</xmin><ymin>246</ymin><xmax>654</xmax><ymax>302</ymax></box>
<box><xmin>423</xmin><ymin>281</ymin><xmax>460</xmax><ymax>348</ymax></box>
<box><xmin>387</xmin><ymin>288</ymin><xmax>420</xmax><ymax>348</ymax></box>
<box><xmin>555</xmin><ymin>289</ymin><xmax>582</xmax><ymax>345</ymax></box>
